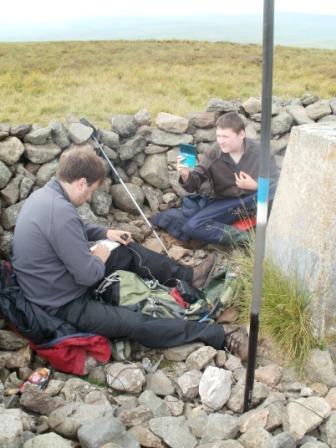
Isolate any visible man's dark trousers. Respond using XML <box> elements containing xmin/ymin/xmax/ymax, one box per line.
<box><xmin>51</xmin><ymin>242</ymin><xmax>225</xmax><ymax>350</ymax></box>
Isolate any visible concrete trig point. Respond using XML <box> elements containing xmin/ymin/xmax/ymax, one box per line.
<box><xmin>266</xmin><ymin>122</ymin><xmax>336</xmax><ymax>338</ymax></box>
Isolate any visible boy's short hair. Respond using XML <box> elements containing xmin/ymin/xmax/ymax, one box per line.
<box><xmin>216</xmin><ymin>112</ymin><xmax>245</xmax><ymax>134</ymax></box>
<box><xmin>57</xmin><ymin>147</ymin><xmax>106</xmax><ymax>186</ymax></box>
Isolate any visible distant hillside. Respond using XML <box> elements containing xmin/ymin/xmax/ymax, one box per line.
<box><xmin>0</xmin><ymin>40</ymin><xmax>335</xmax><ymax>125</ymax></box>
<box><xmin>1</xmin><ymin>13</ymin><xmax>336</xmax><ymax>49</ymax></box>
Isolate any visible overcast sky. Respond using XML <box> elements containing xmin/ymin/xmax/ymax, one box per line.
<box><xmin>2</xmin><ymin>0</ymin><xmax>336</xmax><ymax>24</ymax></box>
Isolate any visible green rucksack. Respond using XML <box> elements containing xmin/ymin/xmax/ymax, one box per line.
<box><xmin>95</xmin><ymin>268</ymin><xmax>241</xmax><ymax>322</ymax></box>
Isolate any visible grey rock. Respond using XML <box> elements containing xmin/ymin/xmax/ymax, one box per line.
<box><xmin>145</xmin><ymin>143</ymin><xmax>168</xmax><ymax>154</ymax></box>
<box><xmin>305</xmin><ymin>100</ymin><xmax>332</xmax><ymax>121</ymax></box>
<box><xmin>20</xmin><ymin>383</ymin><xmax>64</xmax><ymax>415</ymax></box>
<box><xmin>255</xmin><ymin>364</ymin><xmax>282</xmax><ymax>387</ymax></box>
<box><xmin>206</xmin><ymin>98</ymin><xmax>238</xmax><ymax>113</ymax></box>
<box><xmin>0</xmin><ymin>409</ymin><xmax>24</xmax><ymax>448</ymax></box>
<box><xmin>91</xmin><ymin>190</ymin><xmax>112</xmax><ymax>216</ymax></box>
<box><xmin>177</xmin><ymin>370</ymin><xmax>202</xmax><ymax>399</ymax></box>
<box><xmin>223</xmin><ymin>354</ymin><xmax>243</xmax><ymax>371</ymax></box>
<box><xmin>78</xmin><ymin>415</ymin><xmax>140</xmax><ymax>448</ymax></box>
<box><xmin>140</xmin><ymin>153</ymin><xmax>170</xmax><ymax>189</ymax></box>
<box><xmin>110</xmin><ymin>183</ymin><xmax>145</xmax><ymax>214</ymax></box>
<box><xmin>119</xmin><ymin>135</ymin><xmax>146</xmax><ymax>161</ymax></box>
<box><xmin>0</xmin><ymin>130</ymin><xmax>9</xmax><ymax>140</ymax></box>
<box><xmin>146</xmin><ymin>370</ymin><xmax>175</xmax><ymax>396</ymax></box>
<box><xmin>227</xmin><ymin>382</ymin><xmax>269</xmax><ymax>413</ymax></box>
<box><xmin>284</xmin><ymin>396</ymin><xmax>331</xmax><ymax>441</ymax></box>
<box><xmin>0</xmin><ymin>330</ymin><xmax>28</xmax><ymax>350</ymax></box>
<box><xmin>271</xmin><ymin>112</ymin><xmax>293</xmax><ymax>136</ymax></box>
<box><xmin>164</xmin><ymin>395</ymin><xmax>184</xmax><ymax>416</ymax></box>
<box><xmin>118</xmin><ymin>405</ymin><xmax>153</xmax><ymax>428</ymax></box>
<box><xmin>193</xmin><ymin>128</ymin><xmax>216</xmax><ymax>143</ymax></box>
<box><xmin>326</xmin><ymin>411</ymin><xmax>336</xmax><ymax>448</ymax></box>
<box><xmin>239</xmin><ymin>426</ymin><xmax>274</xmax><ymax>448</ymax></box>
<box><xmin>198</xmin><ymin>442</ymin><xmax>244</xmax><ymax>448</ymax></box>
<box><xmin>44</xmin><ymin>379</ymin><xmax>65</xmax><ymax>397</ymax></box>
<box><xmin>242</xmin><ymin>97</ymin><xmax>262</xmax><ymax>115</ymax></box>
<box><xmin>105</xmin><ymin>362</ymin><xmax>146</xmax><ymax>394</ymax></box>
<box><xmin>111</xmin><ymin>114</ymin><xmax>138</xmax><ymax>138</ymax></box>
<box><xmin>68</xmin><ymin>122</ymin><xmax>93</xmax><ymax>144</ymax></box>
<box><xmin>286</xmin><ymin>104</ymin><xmax>314</xmax><ymax>125</ymax></box>
<box><xmin>273</xmin><ymin>431</ymin><xmax>296</xmax><ymax>448</ymax></box>
<box><xmin>318</xmin><ymin>114</ymin><xmax>336</xmax><ymax>123</ymax></box>
<box><xmin>24</xmin><ymin>126</ymin><xmax>51</xmax><ymax>145</ymax></box>
<box><xmin>199</xmin><ymin>366</ymin><xmax>232</xmax><ymax>410</ymax></box>
<box><xmin>201</xmin><ymin>413</ymin><xmax>239</xmax><ymax>443</ymax></box>
<box><xmin>304</xmin><ymin>349</ymin><xmax>336</xmax><ymax>387</ymax></box>
<box><xmin>60</xmin><ymin>377</ymin><xmax>103</xmax><ymax>402</ymax></box>
<box><xmin>149</xmin><ymin>416</ymin><xmax>197</xmax><ymax>448</ymax></box>
<box><xmin>23</xmin><ymin>432</ymin><xmax>73</xmax><ymax>448</ymax></box>
<box><xmin>77</xmin><ymin>202</ymin><xmax>99</xmax><ymax>225</ymax></box>
<box><xmin>261</xmin><ymin>392</ymin><xmax>286</xmax><ymax>431</ymax></box>
<box><xmin>245</xmin><ymin>124</ymin><xmax>258</xmax><ymax>139</ymax></box>
<box><xmin>138</xmin><ymin>390</ymin><xmax>171</xmax><ymax>417</ymax></box>
<box><xmin>35</xmin><ymin>158</ymin><xmax>59</xmax><ymax>187</ymax></box>
<box><xmin>270</xmin><ymin>134</ymin><xmax>290</xmax><ymax>155</ymax></box>
<box><xmin>301</xmin><ymin>442</ymin><xmax>330</xmax><ymax>448</ymax></box>
<box><xmin>49</xmin><ymin>121</ymin><xmax>71</xmax><ymax>149</ymax></box>
<box><xmin>1</xmin><ymin>174</ymin><xmax>23</xmax><ymax>205</ymax></box>
<box><xmin>10</xmin><ymin>124</ymin><xmax>32</xmax><ymax>139</ymax></box>
<box><xmin>188</xmin><ymin>112</ymin><xmax>216</xmax><ymax>129</ymax></box>
<box><xmin>142</xmin><ymin>185</ymin><xmax>163</xmax><ymax>212</ymax></box>
<box><xmin>133</xmin><ymin>151</ymin><xmax>145</xmax><ymax>167</ymax></box>
<box><xmin>149</xmin><ymin>128</ymin><xmax>193</xmax><ymax>147</ymax></box>
<box><xmin>301</xmin><ymin>93</ymin><xmax>319</xmax><ymax>106</ymax></box>
<box><xmin>0</xmin><ymin>160</ymin><xmax>12</xmax><ymax>188</ymax></box>
<box><xmin>102</xmin><ymin>144</ymin><xmax>118</xmax><ymax>161</ymax></box>
<box><xmin>0</xmin><ymin>136</ymin><xmax>25</xmax><ymax>165</ymax></box>
<box><xmin>25</xmin><ymin>142</ymin><xmax>61</xmax><ymax>164</ymax></box>
<box><xmin>0</xmin><ymin>231</ymin><xmax>14</xmax><ymax>258</ymax></box>
<box><xmin>100</xmin><ymin>130</ymin><xmax>119</xmax><ymax>149</ymax></box>
<box><xmin>48</xmin><ymin>402</ymin><xmax>114</xmax><ymax>439</ymax></box>
<box><xmin>186</xmin><ymin>346</ymin><xmax>217</xmax><ymax>370</ymax></box>
<box><xmin>128</xmin><ymin>425</ymin><xmax>164</xmax><ymax>448</ymax></box>
<box><xmin>187</xmin><ymin>407</ymin><xmax>208</xmax><ymax>438</ymax></box>
<box><xmin>164</xmin><ymin>343</ymin><xmax>204</xmax><ymax>361</ymax></box>
<box><xmin>239</xmin><ymin>408</ymin><xmax>269</xmax><ymax>433</ymax></box>
<box><xmin>0</xmin><ymin>200</ymin><xmax>25</xmax><ymax>230</ymax></box>
<box><xmin>20</xmin><ymin>176</ymin><xmax>35</xmax><ymax>200</ymax></box>
<box><xmin>0</xmin><ymin>345</ymin><xmax>31</xmax><ymax>368</ymax></box>
<box><xmin>125</xmin><ymin>160</ymin><xmax>138</xmax><ymax>177</ymax></box>
<box><xmin>156</xmin><ymin>112</ymin><xmax>189</xmax><ymax>134</ymax></box>
<box><xmin>134</xmin><ymin>109</ymin><xmax>152</xmax><ymax>126</ymax></box>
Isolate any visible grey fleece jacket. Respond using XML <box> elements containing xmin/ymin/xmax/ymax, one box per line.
<box><xmin>12</xmin><ymin>179</ymin><xmax>108</xmax><ymax>307</ymax></box>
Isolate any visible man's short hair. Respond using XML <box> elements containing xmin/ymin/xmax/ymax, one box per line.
<box><xmin>216</xmin><ymin>112</ymin><xmax>245</xmax><ymax>134</ymax></box>
<box><xmin>57</xmin><ymin>147</ymin><xmax>106</xmax><ymax>185</ymax></box>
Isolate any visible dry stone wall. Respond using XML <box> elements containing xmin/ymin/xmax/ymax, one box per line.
<box><xmin>0</xmin><ymin>94</ymin><xmax>336</xmax><ymax>258</ymax></box>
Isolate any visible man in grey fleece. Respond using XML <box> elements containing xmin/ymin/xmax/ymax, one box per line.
<box><xmin>12</xmin><ymin>147</ymin><xmax>248</xmax><ymax>358</ymax></box>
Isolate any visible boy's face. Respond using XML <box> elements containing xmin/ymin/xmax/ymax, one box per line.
<box><xmin>216</xmin><ymin>128</ymin><xmax>245</xmax><ymax>154</ymax></box>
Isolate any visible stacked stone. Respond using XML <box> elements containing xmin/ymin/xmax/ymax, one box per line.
<box><xmin>1</xmin><ymin>329</ymin><xmax>336</xmax><ymax>447</ymax></box>
<box><xmin>0</xmin><ymin>94</ymin><xmax>336</xmax><ymax>258</ymax></box>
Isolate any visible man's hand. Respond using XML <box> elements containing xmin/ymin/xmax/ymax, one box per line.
<box><xmin>91</xmin><ymin>244</ymin><xmax>110</xmax><ymax>263</ymax></box>
<box><xmin>176</xmin><ymin>155</ymin><xmax>190</xmax><ymax>183</ymax></box>
<box><xmin>235</xmin><ymin>171</ymin><xmax>258</xmax><ymax>191</ymax></box>
<box><xmin>106</xmin><ymin>229</ymin><xmax>132</xmax><ymax>245</ymax></box>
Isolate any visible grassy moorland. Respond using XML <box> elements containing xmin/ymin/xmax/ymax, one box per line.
<box><xmin>1</xmin><ymin>40</ymin><xmax>336</xmax><ymax>126</ymax></box>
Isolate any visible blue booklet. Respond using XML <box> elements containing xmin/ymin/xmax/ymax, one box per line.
<box><xmin>179</xmin><ymin>143</ymin><xmax>197</xmax><ymax>169</ymax></box>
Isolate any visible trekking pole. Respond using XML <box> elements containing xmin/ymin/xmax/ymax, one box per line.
<box><xmin>80</xmin><ymin>117</ymin><xmax>170</xmax><ymax>256</ymax></box>
<box><xmin>243</xmin><ymin>0</ymin><xmax>275</xmax><ymax>412</ymax></box>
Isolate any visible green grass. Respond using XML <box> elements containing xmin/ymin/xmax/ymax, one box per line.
<box><xmin>1</xmin><ymin>40</ymin><xmax>336</xmax><ymax>126</ymax></box>
<box><xmin>232</xmin><ymin>241</ymin><xmax>323</xmax><ymax>370</ymax></box>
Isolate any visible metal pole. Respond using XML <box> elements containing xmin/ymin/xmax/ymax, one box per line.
<box><xmin>80</xmin><ymin>118</ymin><xmax>170</xmax><ymax>256</ymax></box>
<box><xmin>243</xmin><ymin>0</ymin><xmax>275</xmax><ymax>412</ymax></box>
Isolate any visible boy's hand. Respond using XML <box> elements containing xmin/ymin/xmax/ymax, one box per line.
<box><xmin>235</xmin><ymin>171</ymin><xmax>258</xmax><ymax>191</ymax></box>
<box><xmin>106</xmin><ymin>229</ymin><xmax>132</xmax><ymax>245</ymax></box>
<box><xmin>91</xmin><ymin>244</ymin><xmax>110</xmax><ymax>263</ymax></box>
<box><xmin>176</xmin><ymin>155</ymin><xmax>190</xmax><ymax>182</ymax></box>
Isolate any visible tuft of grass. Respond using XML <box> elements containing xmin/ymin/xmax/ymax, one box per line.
<box><xmin>0</xmin><ymin>40</ymin><xmax>336</xmax><ymax>126</ymax></box>
<box><xmin>232</xmin><ymin>240</ymin><xmax>323</xmax><ymax>370</ymax></box>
